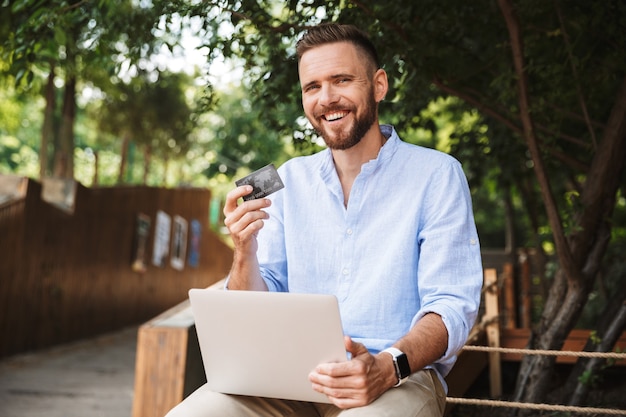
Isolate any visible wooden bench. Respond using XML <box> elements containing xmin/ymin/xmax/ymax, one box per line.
<box><xmin>132</xmin><ymin>279</ymin><xmax>225</xmax><ymax>417</ymax></box>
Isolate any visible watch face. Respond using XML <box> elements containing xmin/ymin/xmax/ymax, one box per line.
<box><xmin>397</xmin><ymin>353</ymin><xmax>411</xmax><ymax>378</ymax></box>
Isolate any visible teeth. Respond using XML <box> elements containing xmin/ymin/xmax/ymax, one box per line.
<box><xmin>325</xmin><ymin>112</ymin><xmax>347</xmax><ymax>121</ymax></box>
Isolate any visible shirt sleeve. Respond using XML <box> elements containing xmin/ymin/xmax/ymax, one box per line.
<box><xmin>411</xmin><ymin>159</ymin><xmax>483</xmax><ymax>365</ymax></box>
<box><xmin>255</xmin><ymin>176</ymin><xmax>289</xmax><ymax>293</ymax></box>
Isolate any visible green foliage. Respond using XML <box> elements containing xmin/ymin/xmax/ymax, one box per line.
<box><xmin>199</xmin><ymin>0</ymin><xmax>623</xmax><ymax>245</ymax></box>
<box><xmin>199</xmin><ymin>85</ymin><xmax>291</xmax><ymax>178</ymax></box>
<box><xmin>96</xmin><ymin>71</ymin><xmax>195</xmax><ymax>157</ymax></box>
<box><xmin>3</xmin><ymin>0</ymin><xmax>626</xmax><ymax>242</ymax></box>
<box><xmin>0</xmin><ymin>85</ymin><xmax>42</xmax><ymax>177</ymax></box>
<box><xmin>577</xmin><ymin>228</ymin><xmax>626</xmax><ymax>329</ymax></box>
<box><xmin>0</xmin><ymin>135</ymin><xmax>39</xmax><ymax>177</ymax></box>
<box><xmin>1</xmin><ymin>0</ymin><xmax>165</xmax><ymax>85</ymax></box>
<box><xmin>0</xmin><ymin>0</ymin><xmax>175</xmax><ymax>177</ymax></box>
<box><xmin>578</xmin><ymin>368</ymin><xmax>600</xmax><ymax>388</ymax></box>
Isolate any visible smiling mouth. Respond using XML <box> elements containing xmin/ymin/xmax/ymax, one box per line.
<box><xmin>323</xmin><ymin>111</ymin><xmax>349</xmax><ymax>122</ymax></box>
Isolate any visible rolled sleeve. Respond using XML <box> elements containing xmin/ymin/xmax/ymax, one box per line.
<box><xmin>412</xmin><ymin>160</ymin><xmax>483</xmax><ymax>375</ymax></box>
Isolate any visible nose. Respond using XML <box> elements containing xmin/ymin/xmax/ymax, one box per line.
<box><xmin>318</xmin><ymin>84</ymin><xmax>339</xmax><ymax>107</ymax></box>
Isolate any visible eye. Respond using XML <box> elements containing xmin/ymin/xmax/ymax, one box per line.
<box><xmin>303</xmin><ymin>84</ymin><xmax>320</xmax><ymax>93</ymax></box>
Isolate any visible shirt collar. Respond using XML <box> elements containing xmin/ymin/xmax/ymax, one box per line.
<box><xmin>319</xmin><ymin>124</ymin><xmax>399</xmax><ymax>177</ymax></box>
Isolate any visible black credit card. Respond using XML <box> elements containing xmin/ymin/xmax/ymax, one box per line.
<box><xmin>235</xmin><ymin>164</ymin><xmax>285</xmax><ymax>201</ymax></box>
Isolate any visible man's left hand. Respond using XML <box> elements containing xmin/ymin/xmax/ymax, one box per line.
<box><xmin>309</xmin><ymin>336</ymin><xmax>396</xmax><ymax>409</ymax></box>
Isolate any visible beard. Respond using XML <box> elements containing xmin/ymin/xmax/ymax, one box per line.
<box><xmin>310</xmin><ymin>90</ymin><xmax>378</xmax><ymax>151</ymax></box>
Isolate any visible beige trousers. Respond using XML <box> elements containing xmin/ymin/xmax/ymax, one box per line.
<box><xmin>165</xmin><ymin>369</ymin><xmax>446</xmax><ymax>417</ymax></box>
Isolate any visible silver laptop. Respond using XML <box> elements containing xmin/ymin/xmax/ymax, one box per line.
<box><xmin>188</xmin><ymin>288</ymin><xmax>347</xmax><ymax>403</ymax></box>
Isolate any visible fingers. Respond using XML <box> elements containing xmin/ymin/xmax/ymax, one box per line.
<box><xmin>344</xmin><ymin>336</ymin><xmax>369</xmax><ymax>359</ymax></box>
<box><xmin>314</xmin><ymin>338</ymin><xmax>369</xmax><ymax>380</ymax></box>
<box><xmin>313</xmin><ymin>354</ymin><xmax>369</xmax><ymax>380</ymax></box>
<box><xmin>309</xmin><ymin>367</ymin><xmax>368</xmax><ymax>409</ymax></box>
<box><xmin>310</xmin><ymin>338</ymin><xmax>385</xmax><ymax>408</ymax></box>
<box><xmin>223</xmin><ymin>186</ymin><xmax>251</xmax><ymax>214</ymax></box>
<box><xmin>224</xmin><ymin>186</ymin><xmax>270</xmax><ymax>224</ymax></box>
<box><xmin>311</xmin><ymin>383</ymin><xmax>365</xmax><ymax>409</ymax></box>
<box><xmin>309</xmin><ymin>366</ymin><xmax>373</xmax><ymax>409</ymax></box>
<box><xmin>224</xmin><ymin>199</ymin><xmax>270</xmax><ymax>234</ymax></box>
<box><xmin>223</xmin><ymin>186</ymin><xmax>272</xmax><ymax>251</ymax></box>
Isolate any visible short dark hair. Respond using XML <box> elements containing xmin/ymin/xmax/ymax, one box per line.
<box><xmin>296</xmin><ymin>23</ymin><xmax>380</xmax><ymax>71</ymax></box>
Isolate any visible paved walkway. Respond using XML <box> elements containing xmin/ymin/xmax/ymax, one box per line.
<box><xmin>0</xmin><ymin>327</ymin><xmax>137</xmax><ymax>417</ymax></box>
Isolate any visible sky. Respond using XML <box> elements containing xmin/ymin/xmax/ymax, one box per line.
<box><xmin>153</xmin><ymin>31</ymin><xmax>243</xmax><ymax>87</ymax></box>
<box><xmin>151</xmin><ymin>14</ymin><xmax>244</xmax><ymax>88</ymax></box>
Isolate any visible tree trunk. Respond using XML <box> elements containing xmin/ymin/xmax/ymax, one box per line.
<box><xmin>497</xmin><ymin>0</ymin><xmax>626</xmax><ymax>412</ymax></box>
<box><xmin>53</xmin><ymin>74</ymin><xmax>76</xmax><ymax>179</ymax></box>
<box><xmin>92</xmin><ymin>150</ymin><xmax>99</xmax><ymax>187</ymax></box>
<box><xmin>40</xmin><ymin>64</ymin><xmax>56</xmax><ymax>179</ymax></box>
<box><xmin>503</xmin><ymin>187</ymin><xmax>516</xmax><ymax>256</ymax></box>
<box><xmin>163</xmin><ymin>157</ymin><xmax>170</xmax><ymax>186</ymax></box>
<box><xmin>511</xmin><ymin>77</ymin><xmax>626</xmax><ymax>414</ymax></box>
<box><xmin>143</xmin><ymin>145</ymin><xmax>151</xmax><ymax>185</ymax></box>
<box><xmin>563</xmin><ymin>287</ymin><xmax>626</xmax><ymax>406</ymax></box>
<box><xmin>118</xmin><ymin>133</ymin><xmax>130</xmax><ymax>184</ymax></box>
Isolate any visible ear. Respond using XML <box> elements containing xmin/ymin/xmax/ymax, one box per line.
<box><xmin>373</xmin><ymin>68</ymin><xmax>389</xmax><ymax>103</ymax></box>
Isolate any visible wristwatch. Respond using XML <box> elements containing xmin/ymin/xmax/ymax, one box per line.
<box><xmin>382</xmin><ymin>347</ymin><xmax>411</xmax><ymax>387</ymax></box>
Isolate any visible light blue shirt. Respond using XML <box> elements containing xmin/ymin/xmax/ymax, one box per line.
<box><xmin>254</xmin><ymin>125</ymin><xmax>483</xmax><ymax>384</ymax></box>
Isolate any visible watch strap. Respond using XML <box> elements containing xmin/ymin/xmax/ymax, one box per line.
<box><xmin>382</xmin><ymin>347</ymin><xmax>411</xmax><ymax>387</ymax></box>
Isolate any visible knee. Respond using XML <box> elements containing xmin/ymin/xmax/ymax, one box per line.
<box><xmin>164</xmin><ymin>400</ymin><xmax>190</xmax><ymax>417</ymax></box>
<box><xmin>162</xmin><ymin>385</ymin><xmax>215</xmax><ymax>417</ymax></box>
<box><xmin>162</xmin><ymin>386</ymin><xmax>235</xmax><ymax>417</ymax></box>
<box><xmin>163</xmin><ymin>404</ymin><xmax>181</xmax><ymax>417</ymax></box>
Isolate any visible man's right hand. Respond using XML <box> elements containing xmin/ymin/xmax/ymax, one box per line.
<box><xmin>223</xmin><ymin>185</ymin><xmax>272</xmax><ymax>255</ymax></box>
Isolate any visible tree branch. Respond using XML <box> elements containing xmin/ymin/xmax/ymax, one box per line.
<box><xmin>554</xmin><ymin>0</ymin><xmax>598</xmax><ymax>150</ymax></box>
<box><xmin>433</xmin><ymin>78</ymin><xmax>590</xmax><ymax>172</ymax></box>
<box><xmin>573</xmin><ymin>74</ymin><xmax>626</xmax><ymax>269</ymax></box>
<box><xmin>432</xmin><ymin>78</ymin><xmax>520</xmax><ymax>133</ymax></box>
<box><xmin>497</xmin><ymin>0</ymin><xmax>579</xmax><ymax>284</ymax></box>
<box><xmin>569</xmin><ymin>297</ymin><xmax>626</xmax><ymax>406</ymax></box>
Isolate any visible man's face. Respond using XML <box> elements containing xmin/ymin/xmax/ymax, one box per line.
<box><xmin>298</xmin><ymin>42</ymin><xmax>385</xmax><ymax>150</ymax></box>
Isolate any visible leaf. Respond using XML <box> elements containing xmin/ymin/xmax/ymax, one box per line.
<box><xmin>54</xmin><ymin>26</ymin><xmax>67</xmax><ymax>46</ymax></box>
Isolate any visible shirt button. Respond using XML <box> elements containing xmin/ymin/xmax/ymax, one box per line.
<box><xmin>342</xmin><ymin>268</ymin><xmax>350</xmax><ymax>276</ymax></box>
<box><xmin>470</xmin><ymin>239</ymin><xmax>477</xmax><ymax>245</ymax></box>
<box><xmin>346</xmin><ymin>229</ymin><xmax>353</xmax><ymax>235</ymax></box>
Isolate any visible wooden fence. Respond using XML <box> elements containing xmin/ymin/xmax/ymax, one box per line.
<box><xmin>0</xmin><ymin>175</ymin><xmax>233</xmax><ymax>359</ymax></box>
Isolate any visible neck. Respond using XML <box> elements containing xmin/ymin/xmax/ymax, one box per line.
<box><xmin>331</xmin><ymin>124</ymin><xmax>386</xmax><ymax>206</ymax></box>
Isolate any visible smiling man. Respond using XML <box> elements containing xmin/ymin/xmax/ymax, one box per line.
<box><xmin>166</xmin><ymin>23</ymin><xmax>483</xmax><ymax>417</ymax></box>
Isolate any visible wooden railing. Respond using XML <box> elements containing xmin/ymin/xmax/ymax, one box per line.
<box><xmin>0</xmin><ymin>175</ymin><xmax>233</xmax><ymax>358</ymax></box>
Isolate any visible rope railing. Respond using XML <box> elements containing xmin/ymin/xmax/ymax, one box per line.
<box><xmin>446</xmin><ymin>397</ymin><xmax>626</xmax><ymax>415</ymax></box>
<box><xmin>462</xmin><ymin>344</ymin><xmax>626</xmax><ymax>360</ymax></box>
<box><xmin>450</xmin><ymin>344</ymin><xmax>626</xmax><ymax>415</ymax></box>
